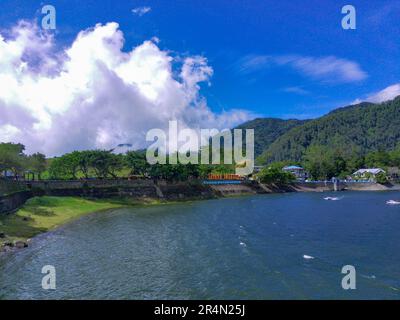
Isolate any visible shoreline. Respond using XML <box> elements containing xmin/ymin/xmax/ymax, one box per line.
<box><xmin>0</xmin><ymin>195</ymin><xmax>221</xmax><ymax>255</ymax></box>
<box><xmin>0</xmin><ymin>197</ymin><xmax>126</xmax><ymax>254</ymax></box>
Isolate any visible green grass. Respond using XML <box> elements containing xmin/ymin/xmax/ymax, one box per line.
<box><xmin>0</xmin><ymin>196</ymin><xmax>124</xmax><ymax>246</ymax></box>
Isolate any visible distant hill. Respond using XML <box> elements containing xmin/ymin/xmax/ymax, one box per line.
<box><xmin>234</xmin><ymin>118</ymin><xmax>308</xmax><ymax>157</ymax></box>
<box><xmin>255</xmin><ymin>96</ymin><xmax>400</xmax><ymax>164</ymax></box>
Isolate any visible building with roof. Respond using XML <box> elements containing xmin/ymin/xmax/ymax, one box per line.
<box><xmin>352</xmin><ymin>168</ymin><xmax>386</xmax><ymax>182</ymax></box>
<box><xmin>282</xmin><ymin>165</ymin><xmax>307</xmax><ymax>181</ymax></box>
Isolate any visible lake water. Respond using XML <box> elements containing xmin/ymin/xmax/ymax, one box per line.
<box><xmin>1</xmin><ymin>191</ymin><xmax>400</xmax><ymax>299</ymax></box>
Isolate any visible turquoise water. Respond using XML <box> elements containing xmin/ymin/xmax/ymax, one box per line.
<box><xmin>0</xmin><ymin>191</ymin><xmax>399</xmax><ymax>299</ymax></box>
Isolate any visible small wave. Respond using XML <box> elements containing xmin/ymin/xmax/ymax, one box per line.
<box><xmin>361</xmin><ymin>274</ymin><xmax>376</xmax><ymax>280</ymax></box>
<box><xmin>324</xmin><ymin>197</ymin><xmax>341</xmax><ymax>201</ymax></box>
<box><xmin>386</xmin><ymin>200</ymin><xmax>400</xmax><ymax>205</ymax></box>
<box><xmin>303</xmin><ymin>254</ymin><xmax>314</xmax><ymax>260</ymax></box>
<box><xmin>239</xmin><ymin>241</ymin><xmax>247</xmax><ymax>247</ymax></box>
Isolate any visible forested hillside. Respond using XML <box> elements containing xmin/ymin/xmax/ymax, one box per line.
<box><xmin>255</xmin><ymin>96</ymin><xmax>400</xmax><ymax>164</ymax></box>
<box><xmin>235</xmin><ymin>118</ymin><xmax>308</xmax><ymax>157</ymax></box>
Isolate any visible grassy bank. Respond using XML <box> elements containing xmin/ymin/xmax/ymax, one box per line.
<box><xmin>0</xmin><ymin>196</ymin><xmax>126</xmax><ymax>248</ymax></box>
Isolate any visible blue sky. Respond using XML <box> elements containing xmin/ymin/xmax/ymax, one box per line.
<box><xmin>1</xmin><ymin>0</ymin><xmax>399</xmax><ymax>119</ymax></box>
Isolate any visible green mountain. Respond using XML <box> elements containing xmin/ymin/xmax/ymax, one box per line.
<box><xmin>235</xmin><ymin>118</ymin><xmax>308</xmax><ymax>157</ymax></box>
<box><xmin>256</xmin><ymin>96</ymin><xmax>400</xmax><ymax>164</ymax></box>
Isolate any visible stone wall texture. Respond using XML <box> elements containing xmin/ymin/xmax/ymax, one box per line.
<box><xmin>0</xmin><ymin>191</ymin><xmax>33</xmax><ymax>215</ymax></box>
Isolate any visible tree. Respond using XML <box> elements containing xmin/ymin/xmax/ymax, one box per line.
<box><xmin>198</xmin><ymin>164</ymin><xmax>213</xmax><ymax>179</ymax></box>
<box><xmin>75</xmin><ymin>151</ymin><xmax>92</xmax><ymax>179</ymax></box>
<box><xmin>0</xmin><ymin>143</ymin><xmax>26</xmax><ymax>179</ymax></box>
<box><xmin>49</xmin><ymin>154</ymin><xmax>78</xmax><ymax>180</ymax></box>
<box><xmin>389</xmin><ymin>145</ymin><xmax>400</xmax><ymax>167</ymax></box>
<box><xmin>27</xmin><ymin>153</ymin><xmax>47</xmax><ymax>180</ymax></box>
<box><xmin>345</xmin><ymin>153</ymin><xmax>365</xmax><ymax>175</ymax></box>
<box><xmin>365</xmin><ymin>149</ymin><xmax>390</xmax><ymax>168</ymax></box>
<box><xmin>303</xmin><ymin>145</ymin><xmax>335</xmax><ymax>180</ymax></box>
<box><xmin>146</xmin><ymin>153</ymin><xmax>201</xmax><ymax>181</ymax></box>
<box><xmin>88</xmin><ymin>150</ymin><xmax>123</xmax><ymax>178</ymax></box>
<box><xmin>257</xmin><ymin>163</ymin><xmax>295</xmax><ymax>185</ymax></box>
<box><xmin>375</xmin><ymin>172</ymin><xmax>388</xmax><ymax>184</ymax></box>
<box><xmin>211</xmin><ymin>164</ymin><xmax>235</xmax><ymax>174</ymax></box>
<box><xmin>126</xmin><ymin>151</ymin><xmax>149</xmax><ymax>176</ymax></box>
<box><xmin>48</xmin><ymin>157</ymin><xmax>68</xmax><ymax>179</ymax></box>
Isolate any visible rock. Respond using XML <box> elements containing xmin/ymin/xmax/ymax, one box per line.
<box><xmin>15</xmin><ymin>241</ymin><xmax>28</xmax><ymax>249</ymax></box>
<box><xmin>4</xmin><ymin>242</ymin><xmax>14</xmax><ymax>247</ymax></box>
<box><xmin>0</xmin><ymin>232</ymin><xmax>5</xmax><ymax>238</ymax></box>
<box><xmin>3</xmin><ymin>245</ymin><xmax>14</xmax><ymax>252</ymax></box>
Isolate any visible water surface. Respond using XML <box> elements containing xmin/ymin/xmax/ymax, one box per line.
<box><xmin>1</xmin><ymin>191</ymin><xmax>399</xmax><ymax>299</ymax></box>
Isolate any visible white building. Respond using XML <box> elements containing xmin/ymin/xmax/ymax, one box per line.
<box><xmin>352</xmin><ymin>168</ymin><xmax>385</xmax><ymax>181</ymax></box>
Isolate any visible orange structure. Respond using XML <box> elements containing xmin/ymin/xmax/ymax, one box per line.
<box><xmin>207</xmin><ymin>174</ymin><xmax>243</xmax><ymax>180</ymax></box>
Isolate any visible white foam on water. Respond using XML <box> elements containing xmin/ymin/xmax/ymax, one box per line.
<box><xmin>361</xmin><ymin>274</ymin><xmax>376</xmax><ymax>280</ymax></box>
<box><xmin>386</xmin><ymin>200</ymin><xmax>400</xmax><ymax>205</ymax></box>
<box><xmin>303</xmin><ymin>255</ymin><xmax>314</xmax><ymax>260</ymax></box>
<box><xmin>324</xmin><ymin>197</ymin><xmax>341</xmax><ymax>201</ymax></box>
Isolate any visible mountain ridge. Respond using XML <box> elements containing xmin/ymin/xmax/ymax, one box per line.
<box><xmin>235</xmin><ymin>96</ymin><xmax>400</xmax><ymax>164</ymax></box>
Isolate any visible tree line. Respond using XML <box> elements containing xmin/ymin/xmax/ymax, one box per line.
<box><xmin>256</xmin><ymin>144</ymin><xmax>400</xmax><ymax>184</ymax></box>
<box><xmin>296</xmin><ymin>144</ymin><xmax>400</xmax><ymax>181</ymax></box>
<box><xmin>2</xmin><ymin>141</ymin><xmax>400</xmax><ymax>183</ymax></box>
<box><xmin>0</xmin><ymin>143</ymin><xmax>46</xmax><ymax>180</ymax></box>
<box><xmin>0</xmin><ymin>143</ymin><xmax>234</xmax><ymax>181</ymax></box>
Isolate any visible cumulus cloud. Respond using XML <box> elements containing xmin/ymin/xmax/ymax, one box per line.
<box><xmin>0</xmin><ymin>21</ymin><xmax>252</xmax><ymax>155</ymax></box>
<box><xmin>238</xmin><ymin>54</ymin><xmax>367</xmax><ymax>83</ymax></box>
<box><xmin>132</xmin><ymin>6</ymin><xmax>151</xmax><ymax>16</ymax></box>
<box><xmin>365</xmin><ymin>84</ymin><xmax>400</xmax><ymax>103</ymax></box>
<box><xmin>352</xmin><ymin>84</ymin><xmax>400</xmax><ymax>105</ymax></box>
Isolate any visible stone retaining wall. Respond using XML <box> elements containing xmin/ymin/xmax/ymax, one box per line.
<box><xmin>0</xmin><ymin>179</ymin><xmax>27</xmax><ymax>196</ymax></box>
<box><xmin>0</xmin><ymin>191</ymin><xmax>33</xmax><ymax>215</ymax></box>
<box><xmin>27</xmin><ymin>179</ymin><xmax>155</xmax><ymax>190</ymax></box>
<box><xmin>25</xmin><ymin>179</ymin><xmax>215</xmax><ymax>200</ymax></box>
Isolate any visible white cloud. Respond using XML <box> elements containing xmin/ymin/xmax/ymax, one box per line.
<box><xmin>0</xmin><ymin>21</ymin><xmax>253</xmax><ymax>155</ymax></box>
<box><xmin>0</xmin><ymin>124</ymin><xmax>20</xmax><ymax>142</ymax></box>
<box><xmin>366</xmin><ymin>84</ymin><xmax>400</xmax><ymax>103</ymax></box>
<box><xmin>132</xmin><ymin>6</ymin><xmax>151</xmax><ymax>16</ymax></box>
<box><xmin>282</xmin><ymin>86</ymin><xmax>310</xmax><ymax>95</ymax></box>
<box><xmin>238</xmin><ymin>54</ymin><xmax>367</xmax><ymax>83</ymax></box>
<box><xmin>352</xmin><ymin>84</ymin><xmax>400</xmax><ymax>105</ymax></box>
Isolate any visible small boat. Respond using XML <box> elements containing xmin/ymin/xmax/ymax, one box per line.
<box><xmin>386</xmin><ymin>200</ymin><xmax>400</xmax><ymax>205</ymax></box>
